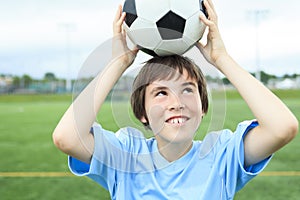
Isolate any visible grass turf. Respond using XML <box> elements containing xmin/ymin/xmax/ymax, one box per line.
<box><xmin>0</xmin><ymin>90</ymin><xmax>299</xmax><ymax>199</ymax></box>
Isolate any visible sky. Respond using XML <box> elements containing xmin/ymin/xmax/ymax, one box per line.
<box><xmin>0</xmin><ymin>0</ymin><xmax>299</xmax><ymax>79</ymax></box>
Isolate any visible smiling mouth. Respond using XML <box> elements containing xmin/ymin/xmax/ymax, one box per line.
<box><xmin>166</xmin><ymin>117</ymin><xmax>189</xmax><ymax>124</ymax></box>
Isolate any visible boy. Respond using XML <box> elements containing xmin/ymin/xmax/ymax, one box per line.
<box><xmin>52</xmin><ymin>0</ymin><xmax>298</xmax><ymax>199</ymax></box>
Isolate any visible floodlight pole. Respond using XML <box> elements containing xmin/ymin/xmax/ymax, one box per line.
<box><xmin>249</xmin><ymin>10</ymin><xmax>268</xmax><ymax>82</ymax></box>
<box><xmin>59</xmin><ymin>23</ymin><xmax>76</xmax><ymax>92</ymax></box>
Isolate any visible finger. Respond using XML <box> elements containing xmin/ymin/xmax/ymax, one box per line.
<box><xmin>199</xmin><ymin>12</ymin><xmax>213</xmax><ymax>26</ymax></box>
<box><xmin>203</xmin><ymin>0</ymin><xmax>217</xmax><ymax>23</ymax></box>
<box><xmin>113</xmin><ymin>7</ymin><xmax>126</xmax><ymax>35</ymax></box>
<box><xmin>114</xmin><ymin>5</ymin><xmax>122</xmax><ymax>23</ymax></box>
<box><xmin>114</xmin><ymin>12</ymin><xmax>126</xmax><ymax>29</ymax></box>
<box><xmin>118</xmin><ymin>12</ymin><xmax>126</xmax><ymax>26</ymax></box>
<box><xmin>206</xmin><ymin>0</ymin><xmax>216</xmax><ymax>14</ymax></box>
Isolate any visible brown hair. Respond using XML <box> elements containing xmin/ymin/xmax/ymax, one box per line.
<box><xmin>131</xmin><ymin>55</ymin><xmax>209</xmax><ymax>127</ymax></box>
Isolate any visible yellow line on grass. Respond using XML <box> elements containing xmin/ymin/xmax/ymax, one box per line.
<box><xmin>260</xmin><ymin>171</ymin><xmax>300</xmax><ymax>177</ymax></box>
<box><xmin>0</xmin><ymin>172</ymin><xmax>74</xmax><ymax>177</ymax></box>
<box><xmin>0</xmin><ymin>171</ymin><xmax>300</xmax><ymax>177</ymax></box>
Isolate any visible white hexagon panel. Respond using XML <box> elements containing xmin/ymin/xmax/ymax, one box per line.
<box><xmin>124</xmin><ymin>18</ymin><xmax>162</xmax><ymax>51</ymax></box>
<box><xmin>183</xmin><ymin>11</ymin><xmax>206</xmax><ymax>45</ymax></box>
<box><xmin>135</xmin><ymin>0</ymin><xmax>170</xmax><ymax>22</ymax></box>
<box><xmin>155</xmin><ymin>39</ymin><xmax>190</xmax><ymax>56</ymax></box>
<box><xmin>170</xmin><ymin>0</ymin><xmax>199</xmax><ymax>19</ymax></box>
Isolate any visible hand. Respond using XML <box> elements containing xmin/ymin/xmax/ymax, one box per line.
<box><xmin>196</xmin><ymin>0</ymin><xmax>227</xmax><ymax>66</ymax></box>
<box><xmin>112</xmin><ymin>5</ymin><xmax>138</xmax><ymax>67</ymax></box>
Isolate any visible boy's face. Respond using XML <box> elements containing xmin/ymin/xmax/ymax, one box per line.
<box><xmin>141</xmin><ymin>69</ymin><xmax>204</xmax><ymax>145</ymax></box>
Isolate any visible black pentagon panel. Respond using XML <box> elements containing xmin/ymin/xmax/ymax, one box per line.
<box><xmin>199</xmin><ymin>0</ymin><xmax>208</xmax><ymax>18</ymax></box>
<box><xmin>123</xmin><ymin>0</ymin><xmax>138</xmax><ymax>27</ymax></box>
<box><xmin>123</xmin><ymin>0</ymin><xmax>137</xmax><ymax>15</ymax></box>
<box><xmin>156</xmin><ymin>11</ymin><xmax>186</xmax><ymax>40</ymax></box>
<box><xmin>125</xmin><ymin>13</ymin><xmax>138</xmax><ymax>27</ymax></box>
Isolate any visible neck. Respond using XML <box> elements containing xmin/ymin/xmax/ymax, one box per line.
<box><xmin>157</xmin><ymin>140</ymin><xmax>193</xmax><ymax>162</ymax></box>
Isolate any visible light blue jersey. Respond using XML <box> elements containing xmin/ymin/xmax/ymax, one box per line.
<box><xmin>69</xmin><ymin>120</ymin><xmax>271</xmax><ymax>199</ymax></box>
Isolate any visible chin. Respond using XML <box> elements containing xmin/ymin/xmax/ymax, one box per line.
<box><xmin>159</xmin><ymin>126</ymin><xmax>196</xmax><ymax>143</ymax></box>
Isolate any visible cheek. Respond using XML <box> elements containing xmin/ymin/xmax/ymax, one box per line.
<box><xmin>186</xmin><ymin>97</ymin><xmax>203</xmax><ymax>132</ymax></box>
<box><xmin>145</xmin><ymin>103</ymin><xmax>165</xmax><ymax>133</ymax></box>
<box><xmin>184</xmin><ymin>95</ymin><xmax>202</xmax><ymax>113</ymax></box>
<box><xmin>195</xmin><ymin>99</ymin><xmax>203</xmax><ymax>113</ymax></box>
<box><xmin>146</xmin><ymin>103</ymin><xmax>165</xmax><ymax>121</ymax></box>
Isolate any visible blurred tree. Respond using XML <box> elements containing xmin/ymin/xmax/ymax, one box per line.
<box><xmin>13</xmin><ymin>76</ymin><xmax>20</xmax><ymax>88</ymax></box>
<box><xmin>44</xmin><ymin>72</ymin><xmax>56</xmax><ymax>81</ymax></box>
<box><xmin>21</xmin><ymin>74</ymin><xmax>32</xmax><ymax>88</ymax></box>
<box><xmin>222</xmin><ymin>77</ymin><xmax>230</xmax><ymax>85</ymax></box>
<box><xmin>283</xmin><ymin>73</ymin><xmax>298</xmax><ymax>79</ymax></box>
<box><xmin>260</xmin><ymin>71</ymin><xmax>276</xmax><ymax>85</ymax></box>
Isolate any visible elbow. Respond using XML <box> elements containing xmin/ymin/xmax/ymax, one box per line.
<box><xmin>289</xmin><ymin>118</ymin><xmax>299</xmax><ymax>139</ymax></box>
<box><xmin>282</xmin><ymin>117</ymin><xmax>299</xmax><ymax>143</ymax></box>
<box><xmin>52</xmin><ymin>129</ymin><xmax>66</xmax><ymax>152</ymax></box>
<box><xmin>52</xmin><ymin>128</ymin><xmax>74</xmax><ymax>155</ymax></box>
<box><xmin>52</xmin><ymin>130</ymin><xmax>63</xmax><ymax>150</ymax></box>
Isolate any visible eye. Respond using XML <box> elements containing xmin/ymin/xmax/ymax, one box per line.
<box><xmin>155</xmin><ymin>90</ymin><xmax>167</xmax><ymax>97</ymax></box>
<box><xmin>183</xmin><ymin>87</ymin><xmax>193</xmax><ymax>94</ymax></box>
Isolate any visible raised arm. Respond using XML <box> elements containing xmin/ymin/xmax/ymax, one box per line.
<box><xmin>52</xmin><ymin>5</ymin><xmax>138</xmax><ymax>163</ymax></box>
<box><xmin>198</xmin><ymin>0</ymin><xmax>298</xmax><ymax>166</ymax></box>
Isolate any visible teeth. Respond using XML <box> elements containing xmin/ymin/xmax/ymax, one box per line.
<box><xmin>169</xmin><ymin>118</ymin><xmax>186</xmax><ymax>124</ymax></box>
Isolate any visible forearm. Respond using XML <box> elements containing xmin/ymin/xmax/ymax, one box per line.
<box><xmin>216</xmin><ymin>54</ymin><xmax>298</xmax><ymax>136</ymax></box>
<box><xmin>53</xmin><ymin>59</ymin><xmax>128</xmax><ymax>160</ymax></box>
<box><xmin>75</xmin><ymin>59</ymin><xmax>128</xmax><ymax>131</ymax></box>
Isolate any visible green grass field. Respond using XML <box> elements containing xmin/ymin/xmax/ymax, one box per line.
<box><xmin>0</xmin><ymin>90</ymin><xmax>299</xmax><ymax>199</ymax></box>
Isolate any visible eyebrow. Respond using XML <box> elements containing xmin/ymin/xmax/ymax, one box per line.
<box><xmin>149</xmin><ymin>82</ymin><xmax>197</xmax><ymax>95</ymax></box>
<box><xmin>182</xmin><ymin>82</ymin><xmax>197</xmax><ymax>88</ymax></box>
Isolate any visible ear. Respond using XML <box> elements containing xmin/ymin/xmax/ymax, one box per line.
<box><xmin>201</xmin><ymin>111</ymin><xmax>206</xmax><ymax>119</ymax></box>
<box><xmin>140</xmin><ymin>116</ymin><xmax>147</xmax><ymax>123</ymax></box>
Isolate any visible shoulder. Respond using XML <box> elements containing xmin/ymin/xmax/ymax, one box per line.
<box><xmin>92</xmin><ymin>123</ymin><xmax>150</xmax><ymax>153</ymax></box>
<box><xmin>218</xmin><ymin>120</ymin><xmax>258</xmax><ymax>144</ymax></box>
<box><xmin>91</xmin><ymin>123</ymin><xmax>145</xmax><ymax>141</ymax></box>
<box><xmin>198</xmin><ymin>120</ymin><xmax>258</xmax><ymax>158</ymax></box>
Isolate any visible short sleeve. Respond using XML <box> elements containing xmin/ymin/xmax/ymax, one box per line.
<box><xmin>216</xmin><ymin>120</ymin><xmax>273</xmax><ymax>197</ymax></box>
<box><xmin>68</xmin><ymin>123</ymin><xmax>151</xmax><ymax>193</ymax></box>
<box><xmin>235</xmin><ymin>121</ymin><xmax>272</xmax><ymax>190</ymax></box>
<box><xmin>68</xmin><ymin>123</ymin><xmax>121</xmax><ymax>191</ymax></box>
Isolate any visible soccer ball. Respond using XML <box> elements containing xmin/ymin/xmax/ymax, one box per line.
<box><xmin>123</xmin><ymin>0</ymin><xmax>207</xmax><ymax>56</ymax></box>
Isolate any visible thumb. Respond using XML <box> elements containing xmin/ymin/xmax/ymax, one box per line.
<box><xmin>196</xmin><ymin>42</ymin><xmax>206</xmax><ymax>55</ymax></box>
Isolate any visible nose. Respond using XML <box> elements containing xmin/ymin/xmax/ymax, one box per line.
<box><xmin>167</xmin><ymin>93</ymin><xmax>185</xmax><ymax>111</ymax></box>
